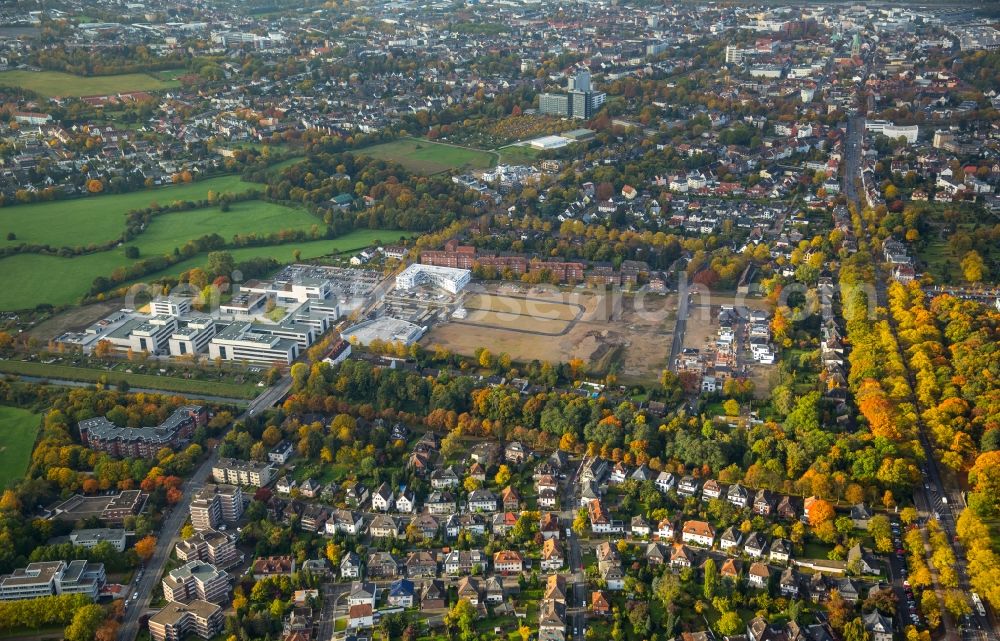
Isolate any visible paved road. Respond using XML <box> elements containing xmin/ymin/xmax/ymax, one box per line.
<box><xmin>842</xmin><ymin>113</ymin><xmax>995</xmax><ymax>641</ymax></box>
<box><xmin>116</xmin><ymin>376</ymin><xmax>292</xmax><ymax>641</ymax></box>
<box><xmin>668</xmin><ymin>275</ymin><xmax>690</xmax><ymax>373</ymax></box>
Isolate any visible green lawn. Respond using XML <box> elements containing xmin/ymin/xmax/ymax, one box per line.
<box><xmin>0</xmin><ymin>174</ymin><xmax>254</xmax><ymax>249</ymax></box>
<box><xmin>131</xmin><ymin>200</ymin><xmax>320</xmax><ymax>256</ymax></box>
<box><xmin>0</xmin><ymin>70</ymin><xmax>180</xmax><ymax>97</ymax></box>
<box><xmin>0</xmin><ymin>227</ymin><xmax>408</xmax><ymax>311</ymax></box>
<box><xmin>497</xmin><ymin>144</ymin><xmax>541</xmax><ymax>165</ymax></box>
<box><xmin>0</xmin><ymin>360</ymin><xmax>258</xmax><ymax>399</ymax></box>
<box><xmin>359</xmin><ymin>138</ymin><xmax>496</xmax><ymax>175</ymax></box>
<box><xmin>0</xmin><ymin>406</ymin><xmax>40</xmax><ymax>487</ymax></box>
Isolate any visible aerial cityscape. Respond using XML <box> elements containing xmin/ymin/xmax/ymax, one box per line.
<box><xmin>0</xmin><ymin>1</ymin><xmax>998</xmax><ymax>641</ymax></box>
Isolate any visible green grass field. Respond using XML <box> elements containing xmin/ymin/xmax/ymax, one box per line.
<box><xmin>498</xmin><ymin>144</ymin><xmax>542</xmax><ymax>165</ymax></box>
<box><xmin>0</xmin><ymin>70</ymin><xmax>180</xmax><ymax>97</ymax></box>
<box><xmin>0</xmin><ymin>174</ymin><xmax>254</xmax><ymax>249</ymax></box>
<box><xmin>0</xmin><ymin>406</ymin><xmax>41</xmax><ymax>487</ymax></box>
<box><xmin>359</xmin><ymin>138</ymin><xmax>496</xmax><ymax>175</ymax></box>
<box><xmin>0</xmin><ymin>360</ymin><xmax>258</xmax><ymax>400</ymax></box>
<box><xmin>0</xmin><ymin>228</ymin><xmax>408</xmax><ymax>311</ymax></box>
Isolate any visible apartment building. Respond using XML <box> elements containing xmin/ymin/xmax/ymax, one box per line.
<box><xmin>211</xmin><ymin>459</ymin><xmax>276</xmax><ymax>488</ymax></box>
<box><xmin>78</xmin><ymin>406</ymin><xmax>207</xmax><ymax>458</ymax></box>
<box><xmin>175</xmin><ymin>530</ymin><xmax>239</xmax><ymax>569</ymax></box>
<box><xmin>162</xmin><ymin>561</ymin><xmax>230</xmax><ymax>604</ymax></box>
<box><xmin>148</xmin><ymin>600</ymin><xmax>224</xmax><ymax>641</ymax></box>
<box><xmin>190</xmin><ymin>484</ymin><xmax>244</xmax><ymax>531</ymax></box>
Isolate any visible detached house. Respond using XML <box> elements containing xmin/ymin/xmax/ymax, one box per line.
<box><xmin>404</xmin><ymin>551</ymin><xmax>438</xmax><ymax>578</ymax></box>
<box><xmin>501</xmin><ymin>486</ymin><xmax>521</xmax><ymax>512</ymax></box>
<box><xmin>340</xmin><ymin>552</ymin><xmax>361</xmax><ymax>579</ymax></box>
<box><xmin>681</xmin><ymin>520</ymin><xmax>716</xmax><ymax>547</ymax></box>
<box><xmin>720</xmin><ymin>526</ymin><xmax>743</xmax><ymax>551</ymax></box>
<box><xmin>749</xmin><ymin>562</ymin><xmax>771</xmax><ymax>589</ymax></box>
<box><xmin>372</xmin><ymin>483</ymin><xmax>394</xmax><ymax>512</ymax></box>
<box><xmin>468</xmin><ymin>489</ymin><xmax>498</xmax><ymax>513</ymax></box>
<box><xmin>702</xmin><ymin>479</ymin><xmax>723</xmax><ymax>502</ymax></box>
<box><xmin>493</xmin><ymin>550</ymin><xmax>524</xmax><ymax>575</ymax></box>
<box><xmin>727</xmin><ymin>483</ymin><xmax>749</xmax><ymax>508</ymax></box>
<box><xmin>678</xmin><ymin>476</ymin><xmax>699</xmax><ymax>496</ymax></box>
<box><xmin>541</xmin><ymin>539</ymin><xmax>565</xmax><ymax>572</ymax></box>
<box><xmin>754</xmin><ymin>489</ymin><xmax>776</xmax><ymax>515</ymax></box>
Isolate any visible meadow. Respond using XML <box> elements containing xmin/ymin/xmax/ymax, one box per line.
<box><xmin>0</xmin><ymin>174</ymin><xmax>253</xmax><ymax>249</ymax></box>
<box><xmin>359</xmin><ymin>138</ymin><xmax>496</xmax><ymax>175</ymax></box>
<box><xmin>0</xmin><ymin>227</ymin><xmax>404</xmax><ymax>311</ymax></box>
<box><xmin>0</xmin><ymin>70</ymin><xmax>180</xmax><ymax>97</ymax></box>
<box><xmin>0</xmin><ymin>406</ymin><xmax>40</xmax><ymax>487</ymax></box>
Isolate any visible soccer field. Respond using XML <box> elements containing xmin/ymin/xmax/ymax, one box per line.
<box><xmin>360</xmin><ymin>138</ymin><xmax>497</xmax><ymax>174</ymax></box>
<box><xmin>0</xmin><ymin>406</ymin><xmax>40</xmax><ymax>487</ymax></box>
<box><xmin>0</xmin><ymin>70</ymin><xmax>180</xmax><ymax>97</ymax></box>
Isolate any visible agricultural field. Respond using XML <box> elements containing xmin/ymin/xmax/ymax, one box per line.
<box><xmin>0</xmin><ymin>70</ymin><xmax>181</xmax><ymax>97</ymax></box>
<box><xmin>0</xmin><ymin>227</ymin><xmax>406</xmax><ymax>311</ymax></box>
<box><xmin>423</xmin><ymin>284</ymin><xmax>676</xmax><ymax>384</ymax></box>
<box><xmin>0</xmin><ymin>406</ymin><xmax>41</xmax><ymax>487</ymax></box>
<box><xmin>359</xmin><ymin>138</ymin><xmax>496</xmax><ymax>175</ymax></box>
<box><xmin>0</xmin><ymin>174</ymin><xmax>253</xmax><ymax>249</ymax></box>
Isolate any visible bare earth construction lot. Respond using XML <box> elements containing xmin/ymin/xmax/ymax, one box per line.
<box><xmin>424</xmin><ymin>284</ymin><xmax>676</xmax><ymax>384</ymax></box>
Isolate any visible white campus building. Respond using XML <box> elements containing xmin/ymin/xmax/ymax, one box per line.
<box><xmin>396</xmin><ymin>264</ymin><xmax>470</xmax><ymax>294</ymax></box>
<box><xmin>864</xmin><ymin>120</ymin><xmax>919</xmax><ymax>144</ymax></box>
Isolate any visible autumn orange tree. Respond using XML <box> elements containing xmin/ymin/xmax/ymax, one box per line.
<box><xmin>133</xmin><ymin>535</ymin><xmax>157</xmax><ymax>561</ymax></box>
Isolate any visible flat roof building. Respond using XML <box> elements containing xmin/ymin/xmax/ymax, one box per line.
<box><xmin>175</xmin><ymin>530</ymin><xmax>239</xmax><ymax>570</ymax></box>
<box><xmin>162</xmin><ymin>561</ymin><xmax>230</xmax><ymax>605</ymax></box>
<box><xmin>68</xmin><ymin>528</ymin><xmax>127</xmax><ymax>552</ymax></box>
<box><xmin>0</xmin><ymin>560</ymin><xmax>106</xmax><ymax>601</ymax></box>
<box><xmin>208</xmin><ymin>321</ymin><xmax>299</xmax><ymax>365</ymax></box>
<box><xmin>148</xmin><ymin>600</ymin><xmax>224</xmax><ymax>641</ymax></box>
<box><xmin>48</xmin><ymin>490</ymin><xmax>146</xmax><ymax>524</ymax></box>
<box><xmin>396</xmin><ymin>264</ymin><xmax>470</xmax><ymax>294</ymax></box>
<box><xmin>190</xmin><ymin>484</ymin><xmax>244</xmax><ymax>531</ymax></box>
<box><xmin>211</xmin><ymin>459</ymin><xmax>275</xmax><ymax>488</ymax></box>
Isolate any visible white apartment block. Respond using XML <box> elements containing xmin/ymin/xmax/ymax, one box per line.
<box><xmin>211</xmin><ymin>459</ymin><xmax>275</xmax><ymax>488</ymax></box>
<box><xmin>149</xmin><ymin>600</ymin><xmax>224</xmax><ymax>641</ymax></box>
<box><xmin>162</xmin><ymin>561</ymin><xmax>230</xmax><ymax>604</ymax></box>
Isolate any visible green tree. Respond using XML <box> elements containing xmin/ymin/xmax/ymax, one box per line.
<box><xmin>445</xmin><ymin>599</ymin><xmax>477</xmax><ymax>640</ymax></box>
<box><xmin>64</xmin><ymin>604</ymin><xmax>105</xmax><ymax>641</ymax></box>
<box><xmin>703</xmin><ymin>557</ymin><xmax>718</xmax><ymax>599</ymax></box>
<box><xmin>717</xmin><ymin>611</ymin><xmax>743</xmax><ymax>636</ymax></box>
